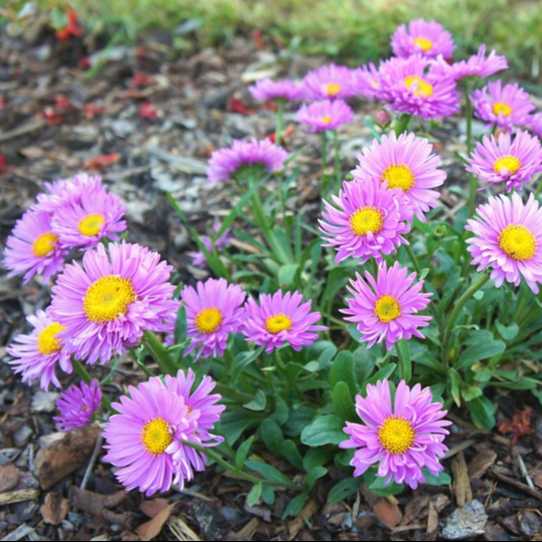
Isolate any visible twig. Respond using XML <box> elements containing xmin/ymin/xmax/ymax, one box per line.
<box><xmin>443</xmin><ymin>438</ymin><xmax>476</xmax><ymax>459</ymax></box>
<box><xmin>80</xmin><ymin>433</ymin><xmax>103</xmax><ymax>490</ymax></box>
<box><xmin>489</xmin><ymin>468</ymin><xmax>542</xmax><ymax>502</ymax></box>
<box><xmin>0</xmin><ymin>119</ymin><xmax>45</xmax><ymax>143</ymax></box>
<box><xmin>513</xmin><ymin>449</ymin><xmax>535</xmax><ymax>490</ymax></box>
<box><xmin>0</xmin><ymin>489</ymin><xmax>39</xmax><ymax>505</ymax></box>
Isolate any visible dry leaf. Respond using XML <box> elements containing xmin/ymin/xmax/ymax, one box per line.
<box><xmin>373</xmin><ymin>498</ymin><xmax>402</xmax><ymax>528</ymax></box>
<box><xmin>35</xmin><ymin>425</ymin><xmax>100</xmax><ymax>490</ymax></box>
<box><xmin>288</xmin><ymin>499</ymin><xmax>318</xmax><ymax>540</ymax></box>
<box><xmin>451</xmin><ymin>451</ymin><xmax>473</xmax><ymax>507</ymax></box>
<box><xmin>41</xmin><ymin>492</ymin><xmax>69</xmax><ymax>525</ymax></box>
<box><xmin>468</xmin><ymin>448</ymin><xmax>497</xmax><ymax>479</ymax></box>
<box><xmin>0</xmin><ymin>464</ymin><xmax>20</xmax><ymax>492</ymax></box>
<box><xmin>140</xmin><ymin>498</ymin><xmax>170</xmax><ymax>518</ymax></box>
<box><xmin>136</xmin><ymin>503</ymin><xmax>175</xmax><ymax>541</ymax></box>
<box><xmin>426</xmin><ymin>501</ymin><xmax>439</xmax><ymax>534</ymax></box>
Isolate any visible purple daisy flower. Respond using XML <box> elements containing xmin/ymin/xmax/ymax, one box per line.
<box><xmin>471</xmin><ymin>80</ymin><xmax>535</xmax><ymax>131</ymax></box>
<box><xmin>208</xmin><ymin>139</ymin><xmax>288</xmax><ymax>183</ymax></box>
<box><xmin>188</xmin><ymin>222</ymin><xmax>232</xmax><ymax>268</ymax></box>
<box><xmin>248</xmin><ymin>78</ymin><xmax>304</xmax><ymax>102</ymax></box>
<box><xmin>103</xmin><ymin>371</ymin><xmax>223</xmax><ymax>495</ymax></box>
<box><xmin>342</xmin><ymin>262</ymin><xmax>432</xmax><ymax>350</ymax></box>
<box><xmin>51</xmin><ymin>186</ymin><xmax>127</xmax><ymax>249</ymax></box>
<box><xmin>391</xmin><ymin>19</ymin><xmax>454</xmax><ymax>60</ymax></box>
<box><xmin>3</xmin><ymin>210</ymin><xmax>66</xmax><ymax>283</ymax></box>
<box><xmin>353</xmin><ymin>131</ymin><xmax>446</xmax><ymax>221</ymax></box>
<box><xmin>340</xmin><ymin>379</ymin><xmax>451</xmax><ymax>489</ymax></box>
<box><xmin>466</xmin><ymin>193</ymin><xmax>542</xmax><ymax>293</ymax></box>
<box><xmin>527</xmin><ymin>112</ymin><xmax>542</xmax><ymax>139</ymax></box>
<box><xmin>301</xmin><ymin>64</ymin><xmax>356</xmax><ymax>101</ymax></box>
<box><xmin>378</xmin><ymin>55</ymin><xmax>460</xmax><ymax>119</ymax></box>
<box><xmin>351</xmin><ymin>63</ymin><xmax>382</xmax><ymax>100</ymax></box>
<box><xmin>319</xmin><ymin>178</ymin><xmax>411</xmax><ymax>264</ymax></box>
<box><xmin>242</xmin><ymin>290</ymin><xmax>325</xmax><ymax>353</ymax></box>
<box><xmin>445</xmin><ymin>45</ymin><xmax>508</xmax><ymax>80</ymax></box>
<box><xmin>50</xmin><ymin>242</ymin><xmax>179</xmax><ymax>365</ymax></box>
<box><xmin>33</xmin><ymin>172</ymin><xmax>104</xmax><ymax>213</ymax></box>
<box><xmin>467</xmin><ymin>130</ymin><xmax>542</xmax><ymax>191</ymax></box>
<box><xmin>6</xmin><ymin>309</ymin><xmax>73</xmax><ymax>389</ymax></box>
<box><xmin>181</xmin><ymin>278</ymin><xmax>246</xmax><ymax>359</ymax></box>
<box><xmin>54</xmin><ymin>379</ymin><xmax>102</xmax><ymax>431</ymax></box>
<box><xmin>296</xmin><ymin>99</ymin><xmax>353</xmax><ymax>132</ymax></box>
<box><xmin>163</xmin><ymin>369</ymin><xmax>225</xmax><ymax>487</ymax></box>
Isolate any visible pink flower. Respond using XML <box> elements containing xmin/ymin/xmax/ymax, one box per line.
<box><xmin>341</xmin><ymin>380</ymin><xmax>451</xmax><ymax>489</ymax></box>
<box><xmin>296</xmin><ymin>99</ymin><xmax>353</xmax><ymax>132</ymax></box>
<box><xmin>391</xmin><ymin>19</ymin><xmax>454</xmax><ymax>60</ymax></box>
<box><xmin>301</xmin><ymin>64</ymin><xmax>357</xmax><ymax>101</ymax></box>
<box><xmin>54</xmin><ymin>380</ymin><xmax>102</xmax><ymax>431</ymax></box>
<box><xmin>342</xmin><ymin>261</ymin><xmax>432</xmax><ymax>350</ymax></box>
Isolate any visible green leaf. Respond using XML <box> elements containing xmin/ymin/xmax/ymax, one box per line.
<box><xmin>303</xmin><ymin>447</ymin><xmax>334</xmax><ymax>472</ymax></box>
<box><xmin>495</xmin><ymin>321</ymin><xmax>519</xmax><ymax>342</ymax></box>
<box><xmin>301</xmin><ymin>415</ymin><xmax>345</xmax><ymax>447</ymax></box>
<box><xmin>469</xmin><ymin>396</ymin><xmax>496</xmax><ymax>430</ymax></box>
<box><xmin>367</xmin><ymin>475</ymin><xmax>404</xmax><ymax>497</ymax></box>
<box><xmin>260</xmin><ymin>419</ymin><xmax>283</xmax><ymax>455</ymax></box>
<box><xmin>245</xmin><ymin>459</ymin><xmax>291</xmax><ymax>485</ymax></box>
<box><xmin>331</xmin><ymin>381</ymin><xmax>355</xmax><ymax>421</ymax></box>
<box><xmin>449</xmin><ymin>368</ymin><xmax>462</xmax><ymax>407</ymax></box>
<box><xmin>278</xmin><ymin>263</ymin><xmax>299</xmax><ymax>287</ymax></box>
<box><xmin>457</xmin><ymin>330</ymin><xmax>505</xmax><ymax>369</ymax></box>
<box><xmin>243</xmin><ymin>390</ymin><xmax>267</xmax><ymax>411</ymax></box>
<box><xmin>423</xmin><ymin>469</ymin><xmax>451</xmax><ymax>486</ymax></box>
<box><xmin>282</xmin><ymin>493</ymin><xmax>308</xmax><ymax>519</ymax></box>
<box><xmin>327</xmin><ymin>478</ymin><xmax>361</xmax><ymax>504</ymax></box>
<box><xmin>280</xmin><ymin>440</ymin><xmax>304</xmax><ymax>470</ymax></box>
<box><xmin>235</xmin><ymin>436</ymin><xmax>255</xmax><ymax>469</ymax></box>
<box><xmin>461</xmin><ymin>385</ymin><xmax>482</xmax><ymax>402</ymax></box>
<box><xmin>261</xmin><ymin>485</ymin><xmax>275</xmax><ymax>506</ymax></box>
<box><xmin>305</xmin><ymin>466</ymin><xmax>327</xmax><ymax>490</ymax></box>
<box><xmin>396</xmin><ymin>340</ymin><xmax>411</xmax><ymax>382</ymax></box>
<box><xmin>246</xmin><ymin>482</ymin><xmax>262</xmax><ymax>506</ymax></box>
<box><xmin>329</xmin><ymin>351</ymin><xmax>356</xmax><ymax>395</ymax></box>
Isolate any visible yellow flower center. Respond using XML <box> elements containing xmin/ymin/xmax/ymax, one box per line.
<box><xmin>378</xmin><ymin>416</ymin><xmax>415</xmax><ymax>454</ymax></box>
<box><xmin>375</xmin><ymin>295</ymin><xmax>401</xmax><ymax>323</ymax></box>
<box><xmin>78</xmin><ymin>213</ymin><xmax>105</xmax><ymax>237</ymax></box>
<box><xmin>493</xmin><ymin>155</ymin><xmax>521</xmax><ymax>176</ymax></box>
<box><xmin>195</xmin><ymin>307</ymin><xmax>222</xmax><ymax>334</ymax></box>
<box><xmin>83</xmin><ymin>275</ymin><xmax>136</xmax><ymax>323</ymax></box>
<box><xmin>404</xmin><ymin>75</ymin><xmax>433</xmax><ymax>98</ymax></box>
<box><xmin>142</xmin><ymin>417</ymin><xmax>172</xmax><ymax>454</ymax></box>
<box><xmin>321</xmin><ymin>115</ymin><xmax>333</xmax><ymax>124</ymax></box>
<box><xmin>492</xmin><ymin>101</ymin><xmax>512</xmax><ymax>117</ymax></box>
<box><xmin>350</xmin><ymin>207</ymin><xmax>383</xmax><ymax>236</ymax></box>
<box><xmin>414</xmin><ymin>36</ymin><xmax>433</xmax><ymax>52</ymax></box>
<box><xmin>37</xmin><ymin>322</ymin><xmax>65</xmax><ymax>355</ymax></box>
<box><xmin>324</xmin><ymin>82</ymin><xmax>341</xmax><ymax>97</ymax></box>
<box><xmin>499</xmin><ymin>224</ymin><xmax>536</xmax><ymax>261</ymax></box>
<box><xmin>265</xmin><ymin>313</ymin><xmax>292</xmax><ymax>334</ymax></box>
<box><xmin>32</xmin><ymin>232</ymin><xmax>58</xmax><ymax>257</ymax></box>
<box><xmin>382</xmin><ymin>164</ymin><xmax>415</xmax><ymax>191</ymax></box>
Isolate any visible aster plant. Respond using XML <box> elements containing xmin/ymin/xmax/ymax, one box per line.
<box><xmin>5</xmin><ymin>16</ymin><xmax>542</xmax><ymax>518</ymax></box>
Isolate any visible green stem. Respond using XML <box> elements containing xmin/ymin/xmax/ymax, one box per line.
<box><xmin>73</xmin><ymin>359</ymin><xmax>92</xmax><ymax>383</ymax></box>
<box><xmin>405</xmin><ymin>244</ymin><xmax>421</xmax><ymax>275</ymax></box>
<box><xmin>393</xmin><ymin>113</ymin><xmax>411</xmax><ymax>135</ymax></box>
<box><xmin>321</xmin><ymin>132</ymin><xmax>329</xmax><ymax>195</ymax></box>
<box><xmin>332</xmin><ymin>130</ymin><xmax>341</xmax><ymax>185</ymax></box>
<box><xmin>142</xmin><ymin>331</ymin><xmax>177</xmax><ymax>375</ymax></box>
<box><xmin>464</xmin><ymin>88</ymin><xmax>477</xmax><ymax>217</ymax></box>
<box><xmin>275</xmin><ymin>101</ymin><xmax>284</xmax><ymax>145</ymax></box>
<box><xmin>396</xmin><ymin>340</ymin><xmax>411</xmax><ymax>383</ymax></box>
<box><xmin>182</xmin><ymin>441</ymin><xmax>292</xmax><ymax>487</ymax></box>
<box><xmin>214</xmin><ymin>383</ymin><xmax>253</xmax><ymax>404</ymax></box>
<box><xmin>441</xmin><ymin>273</ymin><xmax>489</xmax><ymax>365</ymax></box>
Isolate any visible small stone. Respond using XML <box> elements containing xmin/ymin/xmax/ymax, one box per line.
<box><xmin>442</xmin><ymin>500</ymin><xmax>488</xmax><ymax>540</ymax></box>
<box><xmin>14</xmin><ymin>426</ymin><xmax>33</xmax><ymax>447</ymax></box>
<box><xmin>0</xmin><ymin>449</ymin><xmax>20</xmax><ymax>465</ymax></box>
<box><xmin>32</xmin><ymin>391</ymin><xmax>58</xmax><ymax>413</ymax></box>
<box><xmin>0</xmin><ymin>464</ymin><xmax>20</xmax><ymax>492</ymax></box>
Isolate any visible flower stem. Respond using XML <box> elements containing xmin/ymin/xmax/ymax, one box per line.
<box><xmin>396</xmin><ymin>340</ymin><xmax>411</xmax><ymax>383</ymax></box>
<box><xmin>73</xmin><ymin>359</ymin><xmax>92</xmax><ymax>383</ymax></box>
<box><xmin>275</xmin><ymin>101</ymin><xmax>284</xmax><ymax>145</ymax></box>
<box><xmin>405</xmin><ymin>244</ymin><xmax>421</xmax><ymax>275</ymax></box>
<box><xmin>393</xmin><ymin>113</ymin><xmax>411</xmax><ymax>135</ymax></box>
<box><xmin>441</xmin><ymin>273</ymin><xmax>489</xmax><ymax>365</ymax></box>
<box><xmin>142</xmin><ymin>331</ymin><xmax>177</xmax><ymax>375</ymax></box>
<box><xmin>182</xmin><ymin>440</ymin><xmax>293</xmax><ymax>487</ymax></box>
<box><xmin>332</xmin><ymin>130</ymin><xmax>341</xmax><ymax>185</ymax></box>
<box><xmin>464</xmin><ymin>87</ymin><xmax>477</xmax><ymax>217</ymax></box>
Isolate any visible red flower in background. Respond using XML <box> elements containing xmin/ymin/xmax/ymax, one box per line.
<box><xmin>130</xmin><ymin>72</ymin><xmax>154</xmax><ymax>88</ymax></box>
<box><xmin>0</xmin><ymin>154</ymin><xmax>8</xmax><ymax>174</ymax></box>
<box><xmin>85</xmin><ymin>153</ymin><xmax>120</xmax><ymax>171</ymax></box>
<box><xmin>138</xmin><ymin>102</ymin><xmax>159</xmax><ymax>120</ymax></box>
<box><xmin>227</xmin><ymin>97</ymin><xmax>255</xmax><ymax>115</ymax></box>
<box><xmin>56</xmin><ymin>9</ymin><xmax>83</xmax><ymax>42</ymax></box>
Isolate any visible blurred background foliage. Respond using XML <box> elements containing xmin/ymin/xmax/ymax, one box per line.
<box><xmin>3</xmin><ymin>0</ymin><xmax>542</xmax><ymax>82</ymax></box>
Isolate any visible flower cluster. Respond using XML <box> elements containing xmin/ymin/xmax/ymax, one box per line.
<box><xmin>181</xmin><ymin>278</ymin><xmax>325</xmax><ymax>358</ymax></box>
